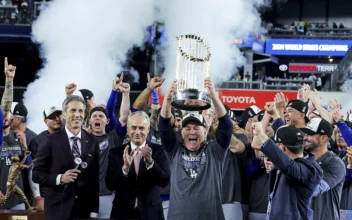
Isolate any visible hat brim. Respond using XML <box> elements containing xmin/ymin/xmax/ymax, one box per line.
<box><xmin>300</xmin><ymin>128</ymin><xmax>319</xmax><ymax>136</ymax></box>
<box><xmin>182</xmin><ymin>117</ymin><xmax>205</xmax><ymax>127</ymax></box>
<box><xmin>46</xmin><ymin>110</ymin><xmax>63</xmax><ymax>119</ymax></box>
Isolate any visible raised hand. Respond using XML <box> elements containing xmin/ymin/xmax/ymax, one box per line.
<box><xmin>332</xmin><ymin>107</ymin><xmax>343</xmax><ymax>123</ymax></box>
<box><xmin>328</xmin><ymin>99</ymin><xmax>342</xmax><ymax>111</ymax></box>
<box><xmin>4</xmin><ymin>57</ymin><xmax>16</xmax><ymax>80</ymax></box>
<box><xmin>251</xmin><ymin>122</ymin><xmax>266</xmax><ymax>150</ymax></box>
<box><xmin>274</xmin><ymin>92</ymin><xmax>288</xmax><ymax>109</ymax></box>
<box><xmin>165</xmin><ymin>80</ymin><xmax>177</xmax><ymax>102</ymax></box>
<box><xmin>118</xmin><ymin>83</ymin><xmax>130</xmax><ymax>94</ymax></box>
<box><xmin>264</xmin><ymin>102</ymin><xmax>278</xmax><ymax>116</ymax></box>
<box><xmin>140</xmin><ymin>145</ymin><xmax>153</xmax><ymax>166</ymax></box>
<box><xmin>149</xmin><ymin>75</ymin><xmax>165</xmax><ymax>90</ymax></box>
<box><xmin>309</xmin><ymin>89</ymin><xmax>321</xmax><ymax>109</ymax></box>
<box><xmin>204</xmin><ymin>77</ymin><xmax>216</xmax><ymax>98</ymax></box>
<box><xmin>65</xmin><ymin>83</ymin><xmax>77</xmax><ymax>96</ymax></box>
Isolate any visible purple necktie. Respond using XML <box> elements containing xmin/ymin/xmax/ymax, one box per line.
<box><xmin>71</xmin><ymin>137</ymin><xmax>81</xmax><ymax>158</ymax></box>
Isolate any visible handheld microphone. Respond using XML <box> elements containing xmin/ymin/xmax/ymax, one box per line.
<box><xmin>74</xmin><ymin>157</ymin><xmax>88</xmax><ymax>170</ymax></box>
<box><xmin>74</xmin><ymin>157</ymin><xmax>82</xmax><ymax>169</ymax></box>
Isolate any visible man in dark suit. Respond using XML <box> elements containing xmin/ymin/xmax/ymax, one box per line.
<box><xmin>106</xmin><ymin>111</ymin><xmax>170</xmax><ymax>220</ymax></box>
<box><xmin>32</xmin><ymin>95</ymin><xmax>99</xmax><ymax>220</ymax></box>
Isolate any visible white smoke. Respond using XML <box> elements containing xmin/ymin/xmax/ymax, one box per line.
<box><xmin>156</xmin><ymin>0</ymin><xmax>269</xmax><ymax>91</ymax></box>
<box><xmin>24</xmin><ymin>0</ymin><xmax>156</xmax><ymax>133</ymax></box>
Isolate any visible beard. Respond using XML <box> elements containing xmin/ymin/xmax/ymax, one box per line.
<box><xmin>305</xmin><ymin>141</ymin><xmax>319</xmax><ymax>152</ymax></box>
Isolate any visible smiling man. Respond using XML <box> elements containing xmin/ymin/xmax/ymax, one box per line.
<box><xmin>284</xmin><ymin>100</ymin><xmax>308</xmax><ymax>129</ymax></box>
<box><xmin>33</xmin><ymin>95</ymin><xmax>99</xmax><ymax>220</ymax></box>
<box><xmin>106</xmin><ymin>111</ymin><xmax>170</xmax><ymax>220</ymax></box>
<box><xmin>29</xmin><ymin>106</ymin><xmax>63</xmax><ymax>158</ymax></box>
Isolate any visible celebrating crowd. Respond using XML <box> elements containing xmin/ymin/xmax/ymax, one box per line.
<box><xmin>0</xmin><ymin>57</ymin><xmax>352</xmax><ymax>220</ymax></box>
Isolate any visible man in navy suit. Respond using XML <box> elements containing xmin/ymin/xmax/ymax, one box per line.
<box><xmin>33</xmin><ymin>95</ymin><xmax>99</xmax><ymax>220</ymax></box>
<box><xmin>106</xmin><ymin>111</ymin><xmax>170</xmax><ymax>220</ymax></box>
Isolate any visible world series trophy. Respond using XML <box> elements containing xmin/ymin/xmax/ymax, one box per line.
<box><xmin>171</xmin><ymin>34</ymin><xmax>212</xmax><ymax>111</ymax></box>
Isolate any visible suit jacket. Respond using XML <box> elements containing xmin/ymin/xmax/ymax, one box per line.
<box><xmin>106</xmin><ymin>141</ymin><xmax>170</xmax><ymax>220</ymax></box>
<box><xmin>32</xmin><ymin>128</ymin><xmax>99</xmax><ymax>220</ymax></box>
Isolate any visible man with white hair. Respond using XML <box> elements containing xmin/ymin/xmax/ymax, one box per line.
<box><xmin>106</xmin><ymin>111</ymin><xmax>170</xmax><ymax>220</ymax></box>
<box><xmin>158</xmin><ymin>78</ymin><xmax>232</xmax><ymax>220</ymax></box>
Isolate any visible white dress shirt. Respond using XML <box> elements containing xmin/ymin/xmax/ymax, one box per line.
<box><xmin>122</xmin><ymin>141</ymin><xmax>154</xmax><ymax>176</ymax></box>
<box><xmin>55</xmin><ymin>127</ymin><xmax>98</xmax><ymax>218</ymax></box>
<box><xmin>56</xmin><ymin>126</ymin><xmax>82</xmax><ymax>185</ymax></box>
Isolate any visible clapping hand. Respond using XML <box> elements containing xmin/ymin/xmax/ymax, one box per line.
<box><xmin>122</xmin><ymin>145</ymin><xmax>135</xmax><ymax>173</ymax></box>
<box><xmin>140</xmin><ymin>145</ymin><xmax>153</xmax><ymax>167</ymax></box>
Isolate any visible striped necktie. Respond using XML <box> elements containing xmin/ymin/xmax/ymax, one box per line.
<box><xmin>71</xmin><ymin>137</ymin><xmax>81</xmax><ymax>158</ymax></box>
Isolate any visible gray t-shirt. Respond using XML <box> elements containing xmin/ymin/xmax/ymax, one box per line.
<box><xmin>0</xmin><ymin>135</ymin><xmax>25</xmax><ymax>209</ymax></box>
<box><xmin>221</xmin><ymin>133</ymin><xmax>248</xmax><ymax>204</ymax></box>
<box><xmin>311</xmin><ymin>151</ymin><xmax>345</xmax><ymax>220</ymax></box>
<box><xmin>24</xmin><ymin>128</ymin><xmax>37</xmax><ymax>147</ymax></box>
<box><xmin>93</xmin><ymin>130</ymin><xmax>122</xmax><ymax>196</ymax></box>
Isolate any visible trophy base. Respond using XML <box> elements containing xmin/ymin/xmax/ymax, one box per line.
<box><xmin>171</xmin><ymin>89</ymin><xmax>211</xmax><ymax>111</ymax></box>
<box><xmin>0</xmin><ymin>210</ymin><xmax>44</xmax><ymax>220</ymax></box>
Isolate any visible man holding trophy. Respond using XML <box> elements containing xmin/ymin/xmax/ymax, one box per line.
<box><xmin>158</xmin><ymin>35</ymin><xmax>233</xmax><ymax>220</ymax></box>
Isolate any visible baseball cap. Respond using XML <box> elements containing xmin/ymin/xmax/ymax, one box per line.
<box><xmin>275</xmin><ymin>126</ymin><xmax>304</xmax><ymax>146</ymax></box>
<box><xmin>43</xmin><ymin>106</ymin><xmax>62</xmax><ymax>119</ymax></box>
<box><xmin>239</xmin><ymin>105</ymin><xmax>261</xmax><ymax>127</ymax></box>
<box><xmin>301</xmin><ymin>118</ymin><xmax>333</xmax><ymax>137</ymax></box>
<box><xmin>182</xmin><ymin>112</ymin><xmax>206</xmax><ymax>127</ymax></box>
<box><xmin>172</xmin><ymin>107</ymin><xmax>183</xmax><ymax>118</ymax></box>
<box><xmin>73</xmin><ymin>89</ymin><xmax>94</xmax><ymax>102</ymax></box>
<box><xmin>90</xmin><ymin>106</ymin><xmax>109</xmax><ymax>118</ymax></box>
<box><xmin>286</xmin><ymin>100</ymin><xmax>308</xmax><ymax>114</ymax></box>
<box><xmin>11</xmin><ymin>102</ymin><xmax>28</xmax><ymax>118</ymax></box>
<box><xmin>224</xmin><ymin>105</ymin><xmax>236</xmax><ymax>122</ymax></box>
<box><xmin>312</xmin><ymin>109</ymin><xmax>320</xmax><ymax>116</ymax></box>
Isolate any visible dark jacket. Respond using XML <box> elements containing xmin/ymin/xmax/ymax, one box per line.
<box><xmin>28</xmin><ymin>130</ymin><xmax>50</xmax><ymax>158</ymax></box>
<box><xmin>261</xmin><ymin>139</ymin><xmax>323</xmax><ymax>220</ymax></box>
<box><xmin>32</xmin><ymin>128</ymin><xmax>99</xmax><ymax>220</ymax></box>
<box><xmin>106</xmin><ymin>141</ymin><xmax>170</xmax><ymax>220</ymax></box>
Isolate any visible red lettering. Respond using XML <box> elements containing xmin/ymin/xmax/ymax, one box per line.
<box><xmin>289</xmin><ymin>65</ymin><xmax>317</xmax><ymax>72</ymax></box>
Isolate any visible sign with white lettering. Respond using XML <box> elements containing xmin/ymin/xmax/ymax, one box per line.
<box><xmin>266</xmin><ymin>39</ymin><xmax>352</xmax><ymax>56</ymax></box>
<box><xmin>289</xmin><ymin>63</ymin><xmax>338</xmax><ymax>73</ymax></box>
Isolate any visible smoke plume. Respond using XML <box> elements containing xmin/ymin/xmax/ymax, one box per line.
<box><xmin>156</xmin><ymin>0</ymin><xmax>269</xmax><ymax>91</ymax></box>
<box><xmin>24</xmin><ymin>0</ymin><xmax>156</xmax><ymax>132</ymax></box>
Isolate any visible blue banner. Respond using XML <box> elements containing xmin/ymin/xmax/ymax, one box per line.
<box><xmin>265</xmin><ymin>39</ymin><xmax>352</xmax><ymax>56</ymax></box>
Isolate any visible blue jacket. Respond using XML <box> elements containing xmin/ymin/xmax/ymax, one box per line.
<box><xmin>336</xmin><ymin>121</ymin><xmax>352</xmax><ymax>147</ymax></box>
<box><xmin>261</xmin><ymin>139</ymin><xmax>323</xmax><ymax>220</ymax></box>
